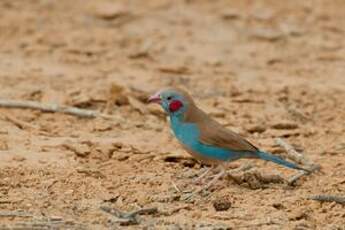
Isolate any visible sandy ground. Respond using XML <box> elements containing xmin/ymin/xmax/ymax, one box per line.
<box><xmin>0</xmin><ymin>0</ymin><xmax>345</xmax><ymax>229</ymax></box>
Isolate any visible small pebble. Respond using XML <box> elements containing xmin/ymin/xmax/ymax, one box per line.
<box><xmin>213</xmin><ymin>199</ymin><xmax>231</xmax><ymax>211</ymax></box>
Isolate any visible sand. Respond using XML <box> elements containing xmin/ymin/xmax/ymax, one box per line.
<box><xmin>0</xmin><ymin>0</ymin><xmax>344</xmax><ymax>229</ymax></box>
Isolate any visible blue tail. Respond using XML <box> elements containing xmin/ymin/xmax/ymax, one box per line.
<box><xmin>256</xmin><ymin>151</ymin><xmax>305</xmax><ymax>171</ymax></box>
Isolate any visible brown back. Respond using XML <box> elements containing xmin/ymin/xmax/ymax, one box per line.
<box><xmin>183</xmin><ymin>102</ymin><xmax>259</xmax><ymax>152</ymax></box>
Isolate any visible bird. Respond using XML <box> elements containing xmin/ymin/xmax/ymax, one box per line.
<box><xmin>148</xmin><ymin>87</ymin><xmax>307</xmax><ymax>191</ymax></box>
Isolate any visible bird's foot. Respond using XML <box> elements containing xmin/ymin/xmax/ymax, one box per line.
<box><xmin>182</xmin><ymin>168</ymin><xmax>226</xmax><ymax>201</ymax></box>
<box><xmin>192</xmin><ymin>167</ymin><xmax>213</xmax><ymax>185</ymax></box>
<box><xmin>202</xmin><ymin>169</ymin><xmax>226</xmax><ymax>190</ymax></box>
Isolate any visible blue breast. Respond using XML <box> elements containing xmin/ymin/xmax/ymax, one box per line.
<box><xmin>170</xmin><ymin>115</ymin><xmax>241</xmax><ymax>161</ymax></box>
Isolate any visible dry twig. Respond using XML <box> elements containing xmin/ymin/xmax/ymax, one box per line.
<box><xmin>171</xmin><ymin>180</ymin><xmax>181</xmax><ymax>193</ymax></box>
<box><xmin>287</xmin><ymin>171</ymin><xmax>308</xmax><ymax>185</ymax></box>
<box><xmin>275</xmin><ymin>138</ymin><xmax>311</xmax><ymax>166</ymax></box>
<box><xmin>0</xmin><ymin>112</ymin><xmax>38</xmax><ymax>130</ymax></box>
<box><xmin>287</xmin><ymin>164</ymin><xmax>320</xmax><ymax>185</ymax></box>
<box><xmin>308</xmin><ymin>195</ymin><xmax>345</xmax><ymax>205</ymax></box>
<box><xmin>275</xmin><ymin>138</ymin><xmax>321</xmax><ymax>185</ymax></box>
<box><xmin>0</xmin><ymin>99</ymin><xmax>115</xmax><ymax>119</ymax></box>
<box><xmin>100</xmin><ymin>206</ymin><xmax>158</xmax><ymax>225</ymax></box>
<box><xmin>238</xmin><ymin>220</ymin><xmax>278</xmax><ymax>229</ymax></box>
<box><xmin>0</xmin><ymin>210</ymin><xmax>33</xmax><ymax>217</ymax></box>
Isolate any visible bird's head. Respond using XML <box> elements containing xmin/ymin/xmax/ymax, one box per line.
<box><xmin>148</xmin><ymin>87</ymin><xmax>193</xmax><ymax>116</ymax></box>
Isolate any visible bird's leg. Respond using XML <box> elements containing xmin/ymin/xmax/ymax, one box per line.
<box><xmin>193</xmin><ymin>166</ymin><xmax>213</xmax><ymax>184</ymax></box>
<box><xmin>202</xmin><ymin>165</ymin><xmax>226</xmax><ymax>191</ymax></box>
<box><xmin>183</xmin><ymin>165</ymin><xmax>226</xmax><ymax>200</ymax></box>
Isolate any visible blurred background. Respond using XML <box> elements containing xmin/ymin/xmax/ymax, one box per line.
<box><xmin>0</xmin><ymin>0</ymin><xmax>344</xmax><ymax>229</ymax></box>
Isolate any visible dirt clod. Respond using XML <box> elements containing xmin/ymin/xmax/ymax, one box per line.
<box><xmin>213</xmin><ymin>199</ymin><xmax>232</xmax><ymax>211</ymax></box>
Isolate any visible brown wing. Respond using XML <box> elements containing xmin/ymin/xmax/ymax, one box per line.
<box><xmin>184</xmin><ymin>105</ymin><xmax>258</xmax><ymax>152</ymax></box>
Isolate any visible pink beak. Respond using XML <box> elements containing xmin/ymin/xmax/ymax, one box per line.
<box><xmin>148</xmin><ymin>92</ymin><xmax>162</xmax><ymax>104</ymax></box>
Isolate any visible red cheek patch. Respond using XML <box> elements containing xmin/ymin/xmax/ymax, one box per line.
<box><xmin>169</xmin><ymin>100</ymin><xmax>183</xmax><ymax>112</ymax></box>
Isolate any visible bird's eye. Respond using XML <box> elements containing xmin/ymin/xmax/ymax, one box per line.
<box><xmin>167</xmin><ymin>96</ymin><xmax>172</xmax><ymax>100</ymax></box>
